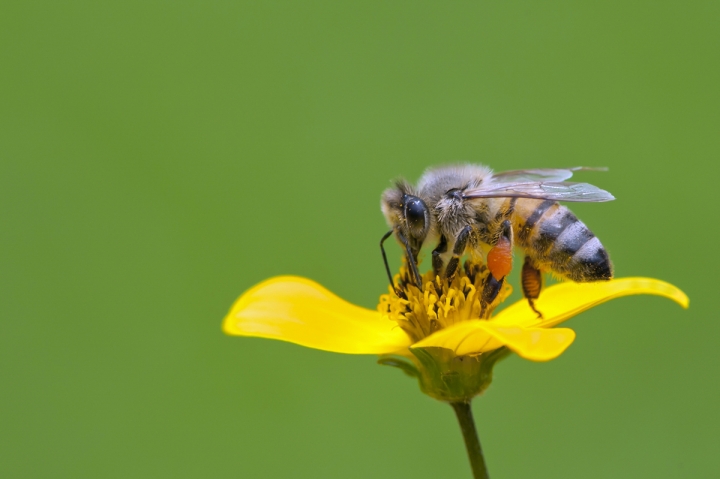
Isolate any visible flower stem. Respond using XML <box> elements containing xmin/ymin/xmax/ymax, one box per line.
<box><xmin>451</xmin><ymin>401</ymin><xmax>489</xmax><ymax>479</ymax></box>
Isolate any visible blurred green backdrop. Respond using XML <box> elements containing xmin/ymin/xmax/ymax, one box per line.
<box><xmin>1</xmin><ymin>1</ymin><xmax>718</xmax><ymax>478</ymax></box>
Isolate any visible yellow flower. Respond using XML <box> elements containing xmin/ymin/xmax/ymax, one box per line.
<box><xmin>223</xmin><ymin>260</ymin><xmax>687</xmax><ymax>479</ymax></box>
<box><xmin>223</xmin><ymin>260</ymin><xmax>687</xmax><ymax>401</ymax></box>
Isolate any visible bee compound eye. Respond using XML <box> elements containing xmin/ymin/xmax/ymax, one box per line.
<box><xmin>404</xmin><ymin>196</ymin><xmax>428</xmax><ymax>235</ymax></box>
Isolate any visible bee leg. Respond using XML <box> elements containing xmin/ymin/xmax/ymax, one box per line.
<box><xmin>480</xmin><ymin>275</ymin><xmax>504</xmax><ymax>316</ymax></box>
<box><xmin>431</xmin><ymin>235</ymin><xmax>448</xmax><ymax>278</ymax></box>
<box><xmin>445</xmin><ymin>226</ymin><xmax>472</xmax><ymax>280</ymax></box>
<box><xmin>521</xmin><ymin>256</ymin><xmax>544</xmax><ymax>319</ymax></box>
<box><xmin>481</xmin><ymin>221</ymin><xmax>514</xmax><ymax>314</ymax></box>
<box><xmin>487</xmin><ymin>220</ymin><xmax>513</xmax><ymax>280</ymax></box>
<box><xmin>487</xmin><ymin>198</ymin><xmax>517</xmax><ymax>241</ymax></box>
<box><xmin>396</xmin><ymin>230</ymin><xmax>423</xmax><ymax>289</ymax></box>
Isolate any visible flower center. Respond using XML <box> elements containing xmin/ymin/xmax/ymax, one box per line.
<box><xmin>378</xmin><ymin>260</ymin><xmax>513</xmax><ymax>343</ymax></box>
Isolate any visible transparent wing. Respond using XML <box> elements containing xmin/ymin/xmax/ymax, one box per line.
<box><xmin>463</xmin><ymin>181</ymin><xmax>615</xmax><ymax>202</ymax></box>
<box><xmin>491</xmin><ymin>167</ymin><xmax>608</xmax><ymax>184</ymax></box>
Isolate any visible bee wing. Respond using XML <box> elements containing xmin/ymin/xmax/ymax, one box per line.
<box><xmin>490</xmin><ymin>167</ymin><xmax>608</xmax><ymax>183</ymax></box>
<box><xmin>463</xmin><ymin>181</ymin><xmax>615</xmax><ymax>202</ymax></box>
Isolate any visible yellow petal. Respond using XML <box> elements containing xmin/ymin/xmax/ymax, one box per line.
<box><xmin>493</xmin><ymin>277</ymin><xmax>689</xmax><ymax>329</ymax></box>
<box><xmin>411</xmin><ymin>320</ymin><xmax>576</xmax><ymax>361</ymax></box>
<box><xmin>223</xmin><ymin>276</ymin><xmax>411</xmax><ymax>354</ymax></box>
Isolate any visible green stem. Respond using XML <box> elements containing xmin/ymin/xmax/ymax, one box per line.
<box><xmin>451</xmin><ymin>401</ymin><xmax>489</xmax><ymax>479</ymax></box>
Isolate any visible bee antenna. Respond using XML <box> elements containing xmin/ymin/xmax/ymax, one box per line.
<box><xmin>380</xmin><ymin>230</ymin><xmax>395</xmax><ymax>291</ymax></box>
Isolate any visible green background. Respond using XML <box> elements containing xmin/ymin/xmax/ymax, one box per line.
<box><xmin>1</xmin><ymin>1</ymin><xmax>717</xmax><ymax>478</ymax></box>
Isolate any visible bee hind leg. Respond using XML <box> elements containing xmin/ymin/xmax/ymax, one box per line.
<box><xmin>480</xmin><ymin>275</ymin><xmax>504</xmax><ymax>315</ymax></box>
<box><xmin>481</xmin><ymin>221</ymin><xmax>513</xmax><ymax>315</ymax></box>
<box><xmin>521</xmin><ymin>256</ymin><xmax>544</xmax><ymax>319</ymax></box>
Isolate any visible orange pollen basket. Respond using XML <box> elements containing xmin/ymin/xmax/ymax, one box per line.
<box><xmin>487</xmin><ymin>237</ymin><xmax>513</xmax><ymax>279</ymax></box>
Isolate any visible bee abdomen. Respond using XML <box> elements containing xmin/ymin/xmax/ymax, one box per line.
<box><xmin>544</xmin><ymin>214</ymin><xmax>611</xmax><ymax>282</ymax></box>
<box><xmin>566</xmin><ymin>236</ymin><xmax>612</xmax><ymax>281</ymax></box>
<box><xmin>518</xmin><ymin>201</ymin><xmax>612</xmax><ymax>282</ymax></box>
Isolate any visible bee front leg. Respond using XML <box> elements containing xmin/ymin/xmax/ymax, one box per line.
<box><xmin>395</xmin><ymin>230</ymin><xmax>423</xmax><ymax>289</ymax></box>
<box><xmin>432</xmin><ymin>235</ymin><xmax>448</xmax><ymax>278</ymax></box>
<box><xmin>445</xmin><ymin>226</ymin><xmax>472</xmax><ymax>280</ymax></box>
<box><xmin>521</xmin><ymin>256</ymin><xmax>544</xmax><ymax>319</ymax></box>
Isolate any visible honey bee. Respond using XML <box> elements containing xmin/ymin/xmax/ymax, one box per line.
<box><xmin>380</xmin><ymin>164</ymin><xmax>614</xmax><ymax>316</ymax></box>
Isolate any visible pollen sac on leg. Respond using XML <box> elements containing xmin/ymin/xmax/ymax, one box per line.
<box><xmin>487</xmin><ymin>236</ymin><xmax>513</xmax><ymax>280</ymax></box>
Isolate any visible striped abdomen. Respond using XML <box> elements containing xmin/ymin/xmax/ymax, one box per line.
<box><xmin>513</xmin><ymin>199</ymin><xmax>612</xmax><ymax>282</ymax></box>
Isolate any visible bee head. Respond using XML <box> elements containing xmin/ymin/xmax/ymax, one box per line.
<box><xmin>381</xmin><ymin>182</ymin><xmax>431</xmax><ymax>258</ymax></box>
<box><xmin>402</xmin><ymin>194</ymin><xmax>430</xmax><ymax>241</ymax></box>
